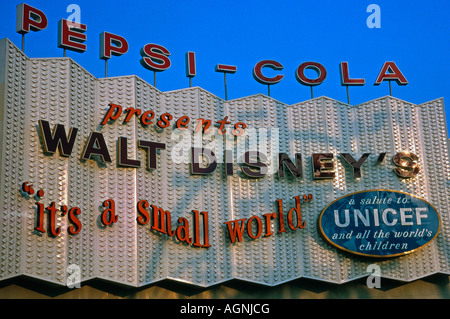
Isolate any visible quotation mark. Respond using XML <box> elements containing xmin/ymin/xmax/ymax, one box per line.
<box><xmin>302</xmin><ymin>194</ymin><xmax>313</xmax><ymax>203</ymax></box>
<box><xmin>20</xmin><ymin>182</ymin><xmax>44</xmax><ymax>200</ymax></box>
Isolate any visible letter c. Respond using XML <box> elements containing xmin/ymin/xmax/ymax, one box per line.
<box><xmin>253</xmin><ymin>60</ymin><xmax>284</xmax><ymax>84</ymax></box>
<box><xmin>382</xmin><ymin>208</ymin><xmax>397</xmax><ymax>226</ymax></box>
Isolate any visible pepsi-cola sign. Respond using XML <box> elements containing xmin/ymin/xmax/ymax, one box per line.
<box><xmin>16</xmin><ymin>3</ymin><xmax>409</xmax><ymax>90</ymax></box>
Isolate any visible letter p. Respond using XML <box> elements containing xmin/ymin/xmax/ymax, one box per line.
<box><xmin>16</xmin><ymin>3</ymin><xmax>48</xmax><ymax>34</ymax></box>
<box><xmin>101</xmin><ymin>103</ymin><xmax>122</xmax><ymax>125</ymax></box>
<box><xmin>100</xmin><ymin>31</ymin><xmax>129</xmax><ymax>60</ymax></box>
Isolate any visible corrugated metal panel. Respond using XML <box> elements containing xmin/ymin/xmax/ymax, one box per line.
<box><xmin>0</xmin><ymin>38</ymin><xmax>448</xmax><ymax>288</ymax></box>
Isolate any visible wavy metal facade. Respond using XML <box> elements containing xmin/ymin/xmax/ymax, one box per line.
<box><xmin>0</xmin><ymin>38</ymin><xmax>449</xmax><ymax>287</ymax></box>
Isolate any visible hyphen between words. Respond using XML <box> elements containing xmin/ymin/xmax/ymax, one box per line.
<box><xmin>31</xmin><ymin>103</ymin><xmax>420</xmax><ymax>246</ymax></box>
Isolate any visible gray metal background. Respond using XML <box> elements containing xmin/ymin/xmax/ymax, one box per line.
<box><xmin>0</xmin><ymin>38</ymin><xmax>449</xmax><ymax>287</ymax></box>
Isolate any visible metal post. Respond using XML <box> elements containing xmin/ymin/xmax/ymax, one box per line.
<box><xmin>215</xmin><ymin>64</ymin><xmax>236</xmax><ymax>101</ymax></box>
<box><xmin>63</xmin><ymin>49</ymin><xmax>66</xmax><ymax>57</ymax></box>
<box><xmin>154</xmin><ymin>71</ymin><xmax>156</xmax><ymax>88</ymax></box>
<box><xmin>21</xmin><ymin>34</ymin><xmax>25</xmax><ymax>52</ymax></box>
<box><xmin>268</xmin><ymin>84</ymin><xmax>271</xmax><ymax>97</ymax></box>
<box><xmin>346</xmin><ymin>86</ymin><xmax>350</xmax><ymax>104</ymax></box>
<box><xmin>389</xmin><ymin>81</ymin><xmax>392</xmax><ymax>96</ymax></box>
<box><xmin>310</xmin><ymin>86</ymin><xmax>314</xmax><ymax>99</ymax></box>
<box><xmin>189</xmin><ymin>77</ymin><xmax>192</xmax><ymax>88</ymax></box>
<box><xmin>224</xmin><ymin>73</ymin><xmax>228</xmax><ymax>100</ymax></box>
<box><xmin>105</xmin><ymin>60</ymin><xmax>108</xmax><ymax>78</ymax></box>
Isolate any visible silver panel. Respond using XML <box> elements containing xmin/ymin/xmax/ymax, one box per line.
<box><xmin>0</xmin><ymin>38</ymin><xmax>448</xmax><ymax>287</ymax></box>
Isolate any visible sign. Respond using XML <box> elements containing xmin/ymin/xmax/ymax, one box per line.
<box><xmin>0</xmin><ymin>4</ymin><xmax>449</xmax><ymax>288</ymax></box>
<box><xmin>319</xmin><ymin>190</ymin><xmax>441</xmax><ymax>258</ymax></box>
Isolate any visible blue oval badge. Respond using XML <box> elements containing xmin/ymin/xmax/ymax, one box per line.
<box><xmin>319</xmin><ymin>190</ymin><xmax>440</xmax><ymax>257</ymax></box>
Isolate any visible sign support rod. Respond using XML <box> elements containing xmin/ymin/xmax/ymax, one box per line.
<box><xmin>224</xmin><ymin>73</ymin><xmax>228</xmax><ymax>100</ymax></box>
<box><xmin>346</xmin><ymin>85</ymin><xmax>350</xmax><ymax>104</ymax></box>
<box><xmin>215</xmin><ymin>64</ymin><xmax>237</xmax><ymax>101</ymax></box>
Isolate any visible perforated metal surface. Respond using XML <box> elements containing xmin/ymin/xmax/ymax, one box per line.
<box><xmin>0</xmin><ymin>38</ymin><xmax>449</xmax><ymax>287</ymax></box>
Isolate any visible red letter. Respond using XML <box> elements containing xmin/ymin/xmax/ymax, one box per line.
<box><xmin>35</xmin><ymin>202</ymin><xmax>46</xmax><ymax>233</ymax></box>
<box><xmin>231</xmin><ymin>122</ymin><xmax>247</xmax><ymax>136</ymax></box>
<box><xmin>57</xmin><ymin>19</ymin><xmax>87</xmax><ymax>53</ymax></box>
<box><xmin>339</xmin><ymin>62</ymin><xmax>365</xmax><ymax>86</ymax></box>
<box><xmin>176</xmin><ymin>116</ymin><xmax>190</xmax><ymax>130</ymax></box>
<box><xmin>16</xmin><ymin>3</ymin><xmax>48</xmax><ymax>34</ymax></box>
<box><xmin>101</xmin><ymin>103</ymin><xmax>122</xmax><ymax>125</ymax></box>
<box><xmin>100</xmin><ymin>31</ymin><xmax>129</xmax><ymax>60</ymax></box>
<box><xmin>137</xmin><ymin>200</ymin><xmax>150</xmax><ymax>225</ymax></box>
<box><xmin>263</xmin><ymin>213</ymin><xmax>277</xmax><ymax>237</ymax></box>
<box><xmin>140</xmin><ymin>43</ymin><xmax>171</xmax><ymax>71</ymax></box>
<box><xmin>151</xmin><ymin>205</ymin><xmax>175</xmax><ymax>236</ymax></box>
<box><xmin>253</xmin><ymin>60</ymin><xmax>284</xmax><ymax>84</ymax></box>
<box><xmin>68</xmin><ymin>207</ymin><xmax>82</xmax><ymax>235</ymax></box>
<box><xmin>140</xmin><ymin>110</ymin><xmax>155</xmax><ymax>126</ymax></box>
<box><xmin>176</xmin><ymin>217</ymin><xmax>192</xmax><ymax>244</ymax></box>
<box><xmin>217</xmin><ymin>116</ymin><xmax>231</xmax><ymax>135</ymax></box>
<box><xmin>287</xmin><ymin>196</ymin><xmax>306</xmax><ymax>230</ymax></box>
<box><xmin>47</xmin><ymin>202</ymin><xmax>61</xmax><ymax>237</ymax></box>
<box><xmin>374</xmin><ymin>61</ymin><xmax>408</xmax><ymax>85</ymax></box>
<box><xmin>185</xmin><ymin>51</ymin><xmax>196</xmax><ymax>78</ymax></box>
<box><xmin>157</xmin><ymin>113</ymin><xmax>173</xmax><ymax>128</ymax></box>
<box><xmin>21</xmin><ymin>182</ymin><xmax>35</xmax><ymax>195</ymax></box>
<box><xmin>124</xmin><ymin>107</ymin><xmax>142</xmax><ymax>123</ymax></box>
<box><xmin>192</xmin><ymin>210</ymin><xmax>211</xmax><ymax>248</ymax></box>
<box><xmin>276</xmin><ymin>199</ymin><xmax>286</xmax><ymax>234</ymax></box>
<box><xmin>101</xmin><ymin>199</ymin><xmax>118</xmax><ymax>226</ymax></box>
<box><xmin>215</xmin><ymin>64</ymin><xmax>237</xmax><ymax>74</ymax></box>
<box><xmin>295</xmin><ymin>62</ymin><xmax>327</xmax><ymax>86</ymax></box>
<box><xmin>224</xmin><ymin>219</ymin><xmax>247</xmax><ymax>243</ymax></box>
<box><xmin>247</xmin><ymin>216</ymin><xmax>263</xmax><ymax>239</ymax></box>
<box><xmin>195</xmin><ymin>118</ymin><xmax>212</xmax><ymax>133</ymax></box>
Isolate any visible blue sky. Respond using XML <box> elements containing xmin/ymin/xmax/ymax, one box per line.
<box><xmin>1</xmin><ymin>1</ymin><xmax>449</xmax><ymax>132</ymax></box>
